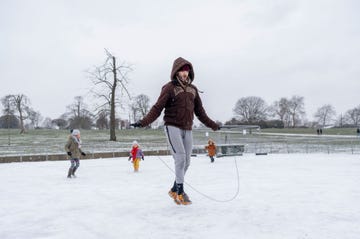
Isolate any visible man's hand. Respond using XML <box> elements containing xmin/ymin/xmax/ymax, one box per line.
<box><xmin>67</xmin><ymin>152</ymin><xmax>72</xmax><ymax>156</ymax></box>
<box><xmin>130</xmin><ymin>122</ymin><xmax>142</xmax><ymax>128</ymax></box>
<box><xmin>212</xmin><ymin>124</ymin><xmax>221</xmax><ymax>131</ymax></box>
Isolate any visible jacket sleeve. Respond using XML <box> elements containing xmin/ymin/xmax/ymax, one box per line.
<box><xmin>64</xmin><ymin>137</ymin><xmax>72</xmax><ymax>152</ymax></box>
<box><xmin>140</xmin><ymin>83</ymin><xmax>171</xmax><ymax>127</ymax></box>
<box><xmin>193</xmin><ymin>89</ymin><xmax>219</xmax><ymax>131</ymax></box>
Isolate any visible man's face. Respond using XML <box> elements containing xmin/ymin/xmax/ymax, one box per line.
<box><xmin>177</xmin><ymin>70</ymin><xmax>190</xmax><ymax>84</ymax></box>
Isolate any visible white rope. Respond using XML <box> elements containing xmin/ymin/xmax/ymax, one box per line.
<box><xmin>157</xmin><ymin>155</ymin><xmax>240</xmax><ymax>203</ymax></box>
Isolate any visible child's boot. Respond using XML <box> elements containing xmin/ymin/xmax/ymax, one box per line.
<box><xmin>72</xmin><ymin>168</ymin><xmax>77</xmax><ymax>177</ymax></box>
<box><xmin>67</xmin><ymin>168</ymin><xmax>72</xmax><ymax>178</ymax></box>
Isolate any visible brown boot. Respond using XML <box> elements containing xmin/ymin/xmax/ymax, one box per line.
<box><xmin>175</xmin><ymin>193</ymin><xmax>192</xmax><ymax>205</ymax></box>
<box><xmin>168</xmin><ymin>190</ymin><xmax>180</xmax><ymax>204</ymax></box>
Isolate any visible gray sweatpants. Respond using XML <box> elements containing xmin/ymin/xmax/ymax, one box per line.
<box><xmin>164</xmin><ymin>125</ymin><xmax>193</xmax><ymax>184</ymax></box>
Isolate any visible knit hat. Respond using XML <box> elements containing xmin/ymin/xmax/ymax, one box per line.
<box><xmin>179</xmin><ymin>64</ymin><xmax>191</xmax><ymax>72</ymax></box>
<box><xmin>132</xmin><ymin>140</ymin><xmax>139</xmax><ymax>147</ymax></box>
<box><xmin>72</xmin><ymin>129</ymin><xmax>80</xmax><ymax>136</ymax></box>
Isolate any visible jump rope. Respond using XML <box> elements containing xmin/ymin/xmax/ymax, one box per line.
<box><xmin>157</xmin><ymin>155</ymin><xmax>240</xmax><ymax>203</ymax></box>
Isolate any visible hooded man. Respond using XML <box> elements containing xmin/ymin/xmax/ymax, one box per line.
<box><xmin>131</xmin><ymin>57</ymin><xmax>220</xmax><ymax>205</ymax></box>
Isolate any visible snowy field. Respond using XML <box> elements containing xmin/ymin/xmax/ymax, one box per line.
<box><xmin>1</xmin><ymin>154</ymin><xmax>359</xmax><ymax>239</ymax></box>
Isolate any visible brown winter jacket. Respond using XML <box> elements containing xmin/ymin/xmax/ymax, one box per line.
<box><xmin>205</xmin><ymin>141</ymin><xmax>217</xmax><ymax>157</ymax></box>
<box><xmin>64</xmin><ymin>136</ymin><xmax>84</xmax><ymax>159</ymax></box>
<box><xmin>140</xmin><ymin>57</ymin><xmax>219</xmax><ymax>131</ymax></box>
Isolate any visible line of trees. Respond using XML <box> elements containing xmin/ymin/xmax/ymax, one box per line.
<box><xmin>229</xmin><ymin>95</ymin><xmax>360</xmax><ymax>128</ymax></box>
<box><xmin>2</xmin><ymin>92</ymin><xmax>359</xmax><ymax>135</ymax></box>
<box><xmin>0</xmin><ymin>93</ymin><xmax>151</xmax><ymax>132</ymax></box>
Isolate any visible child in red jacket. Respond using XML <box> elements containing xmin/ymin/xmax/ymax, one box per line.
<box><xmin>128</xmin><ymin>141</ymin><xmax>144</xmax><ymax>172</ymax></box>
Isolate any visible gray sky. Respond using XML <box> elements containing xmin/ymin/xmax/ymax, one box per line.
<box><xmin>1</xmin><ymin>0</ymin><xmax>359</xmax><ymax>123</ymax></box>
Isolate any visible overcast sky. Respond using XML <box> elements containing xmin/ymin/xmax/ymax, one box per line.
<box><xmin>1</xmin><ymin>0</ymin><xmax>359</xmax><ymax>123</ymax></box>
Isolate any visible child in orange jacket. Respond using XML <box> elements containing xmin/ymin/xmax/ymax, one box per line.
<box><xmin>128</xmin><ymin>141</ymin><xmax>144</xmax><ymax>172</ymax></box>
<box><xmin>205</xmin><ymin>139</ymin><xmax>216</xmax><ymax>163</ymax></box>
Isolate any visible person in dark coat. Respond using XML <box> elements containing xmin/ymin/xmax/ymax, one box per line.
<box><xmin>130</xmin><ymin>57</ymin><xmax>220</xmax><ymax>205</ymax></box>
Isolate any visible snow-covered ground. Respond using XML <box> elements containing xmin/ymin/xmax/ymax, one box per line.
<box><xmin>1</xmin><ymin>154</ymin><xmax>359</xmax><ymax>239</ymax></box>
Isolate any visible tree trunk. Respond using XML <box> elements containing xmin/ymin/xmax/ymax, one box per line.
<box><xmin>16</xmin><ymin>97</ymin><xmax>26</xmax><ymax>134</ymax></box>
<box><xmin>109</xmin><ymin>56</ymin><xmax>117</xmax><ymax>141</ymax></box>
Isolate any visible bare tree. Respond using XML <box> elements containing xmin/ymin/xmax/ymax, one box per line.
<box><xmin>1</xmin><ymin>95</ymin><xmax>15</xmax><ymax>119</ymax></box>
<box><xmin>27</xmin><ymin>109</ymin><xmax>43</xmax><ymax>129</ymax></box>
<box><xmin>42</xmin><ymin>117</ymin><xmax>53</xmax><ymax>129</ymax></box>
<box><xmin>233</xmin><ymin>96</ymin><xmax>268</xmax><ymax>123</ymax></box>
<box><xmin>89</xmin><ymin>49</ymin><xmax>132</xmax><ymax>141</ymax></box>
<box><xmin>0</xmin><ymin>95</ymin><xmax>18</xmax><ymax>146</ymax></box>
<box><xmin>344</xmin><ymin>105</ymin><xmax>360</xmax><ymax>126</ymax></box>
<box><xmin>130</xmin><ymin>94</ymin><xmax>150</xmax><ymax>122</ymax></box>
<box><xmin>52</xmin><ymin>118</ymin><xmax>68</xmax><ymax>129</ymax></box>
<box><xmin>2</xmin><ymin>94</ymin><xmax>31</xmax><ymax>133</ymax></box>
<box><xmin>0</xmin><ymin>115</ymin><xmax>19</xmax><ymax>128</ymax></box>
<box><xmin>65</xmin><ymin>96</ymin><xmax>93</xmax><ymax>129</ymax></box>
<box><xmin>336</xmin><ymin>113</ymin><xmax>345</xmax><ymax>128</ymax></box>
<box><xmin>270</xmin><ymin>98</ymin><xmax>292</xmax><ymax>127</ymax></box>
<box><xmin>314</xmin><ymin>104</ymin><xmax>336</xmax><ymax>127</ymax></box>
<box><xmin>288</xmin><ymin>95</ymin><xmax>305</xmax><ymax>128</ymax></box>
<box><xmin>95</xmin><ymin>109</ymin><xmax>109</xmax><ymax>129</ymax></box>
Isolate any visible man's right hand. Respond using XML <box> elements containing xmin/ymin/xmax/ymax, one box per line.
<box><xmin>130</xmin><ymin>122</ymin><xmax>142</xmax><ymax>128</ymax></box>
